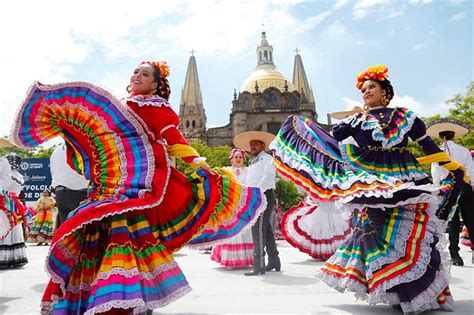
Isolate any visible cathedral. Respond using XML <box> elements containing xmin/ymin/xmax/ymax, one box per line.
<box><xmin>178</xmin><ymin>31</ymin><xmax>330</xmax><ymax>147</ymax></box>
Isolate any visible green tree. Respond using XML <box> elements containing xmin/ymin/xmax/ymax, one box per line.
<box><xmin>410</xmin><ymin>82</ymin><xmax>474</xmax><ymax>174</ymax></box>
<box><xmin>175</xmin><ymin>140</ymin><xmax>231</xmax><ymax>176</ymax></box>
<box><xmin>445</xmin><ymin>82</ymin><xmax>474</xmax><ymax>148</ymax></box>
<box><xmin>275</xmin><ymin>178</ymin><xmax>304</xmax><ymax>210</ymax></box>
<box><xmin>0</xmin><ymin>143</ymin><xmax>57</xmax><ymax>159</ymax></box>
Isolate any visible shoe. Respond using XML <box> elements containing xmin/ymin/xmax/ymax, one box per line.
<box><xmin>265</xmin><ymin>257</ymin><xmax>281</xmax><ymax>272</ymax></box>
<box><xmin>451</xmin><ymin>255</ymin><xmax>464</xmax><ymax>266</ymax></box>
<box><xmin>244</xmin><ymin>267</ymin><xmax>265</xmax><ymax>276</ymax></box>
<box><xmin>391</xmin><ymin>304</ymin><xmax>402</xmax><ymax>311</ymax></box>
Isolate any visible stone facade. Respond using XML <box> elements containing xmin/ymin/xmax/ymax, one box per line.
<box><xmin>179</xmin><ymin>32</ymin><xmax>332</xmax><ymax>147</ymax></box>
<box><xmin>203</xmin><ymin>86</ymin><xmax>319</xmax><ymax>147</ymax></box>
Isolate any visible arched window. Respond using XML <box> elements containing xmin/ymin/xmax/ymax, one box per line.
<box><xmin>264</xmin><ymin>50</ymin><xmax>268</xmax><ymax>61</ymax></box>
<box><xmin>269</xmin><ymin>51</ymin><xmax>272</xmax><ymax>62</ymax></box>
<box><xmin>186</xmin><ymin>120</ymin><xmax>190</xmax><ymax>128</ymax></box>
<box><xmin>259</xmin><ymin>51</ymin><xmax>262</xmax><ymax>63</ymax></box>
<box><xmin>192</xmin><ymin>120</ymin><xmax>196</xmax><ymax>128</ymax></box>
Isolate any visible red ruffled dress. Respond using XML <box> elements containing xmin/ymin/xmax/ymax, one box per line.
<box><xmin>10</xmin><ymin>82</ymin><xmax>267</xmax><ymax>315</ymax></box>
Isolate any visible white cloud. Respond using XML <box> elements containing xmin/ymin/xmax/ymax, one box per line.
<box><xmin>353</xmin><ymin>0</ymin><xmax>389</xmax><ymax>19</ymax></box>
<box><xmin>333</xmin><ymin>0</ymin><xmax>350</xmax><ymax>10</ymax></box>
<box><xmin>408</xmin><ymin>0</ymin><xmax>433</xmax><ymax>4</ymax></box>
<box><xmin>325</xmin><ymin>20</ymin><xmax>347</xmax><ymax>38</ymax></box>
<box><xmin>451</xmin><ymin>11</ymin><xmax>468</xmax><ymax>21</ymax></box>
<box><xmin>0</xmin><ymin>0</ymin><xmax>311</xmax><ymax>137</ymax></box>
<box><xmin>341</xmin><ymin>97</ymin><xmax>363</xmax><ymax>108</ymax></box>
<box><xmin>390</xmin><ymin>94</ymin><xmax>424</xmax><ymax>114</ymax></box>
<box><xmin>301</xmin><ymin>11</ymin><xmax>332</xmax><ymax>31</ymax></box>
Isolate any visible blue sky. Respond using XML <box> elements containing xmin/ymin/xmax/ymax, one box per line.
<box><xmin>0</xmin><ymin>0</ymin><xmax>471</xmax><ymax>137</ymax></box>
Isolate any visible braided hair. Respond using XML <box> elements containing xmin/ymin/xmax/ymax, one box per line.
<box><xmin>378</xmin><ymin>79</ymin><xmax>395</xmax><ymax>102</ymax></box>
<box><xmin>149</xmin><ymin>66</ymin><xmax>171</xmax><ymax>100</ymax></box>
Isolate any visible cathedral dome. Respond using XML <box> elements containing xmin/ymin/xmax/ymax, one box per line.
<box><xmin>240</xmin><ymin>65</ymin><xmax>293</xmax><ymax>93</ymax></box>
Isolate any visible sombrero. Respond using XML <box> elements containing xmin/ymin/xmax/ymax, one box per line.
<box><xmin>426</xmin><ymin>118</ymin><xmax>471</xmax><ymax>139</ymax></box>
<box><xmin>330</xmin><ymin>105</ymin><xmax>363</xmax><ymax>120</ymax></box>
<box><xmin>233</xmin><ymin>131</ymin><xmax>276</xmax><ymax>151</ymax></box>
<box><xmin>0</xmin><ymin>138</ymin><xmax>14</xmax><ymax>148</ymax></box>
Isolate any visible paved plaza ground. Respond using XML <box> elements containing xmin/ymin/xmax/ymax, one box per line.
<box><xmin>1</xmin><ymin>240</ymin><xmax>473</xmax><ymax>314</ymax></box>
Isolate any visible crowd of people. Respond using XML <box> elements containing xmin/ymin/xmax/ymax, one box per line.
<box><xmin>0</xmin><ymin>62</ymin><xmax>472</xmax><ymax>315</ymax></box>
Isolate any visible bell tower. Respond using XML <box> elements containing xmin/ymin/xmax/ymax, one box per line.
<box><xmin>178</xmin><ymin>51</ymin><xmax>207</xmax><ymax>141</ymax></box>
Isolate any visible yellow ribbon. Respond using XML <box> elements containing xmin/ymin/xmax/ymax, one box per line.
<box><xmin>417</xmin><ymin>152</ymin><xmax>469</xmax><ymax>183</ymax></box>
<box><xmin>167</xmin><ymin>143</ymin><xmax>206</xmax><ymax>170</ymax></box>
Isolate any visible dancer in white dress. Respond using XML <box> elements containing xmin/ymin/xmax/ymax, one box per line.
<box><xmin>0</xmin><ymin>153</ymin><xmax>28</xmax><ymax>269</ymax></box>
<box><xmin>211</xmin><ymin>149</ymin><xmax>254</xmax><ymax>268</ymax></box>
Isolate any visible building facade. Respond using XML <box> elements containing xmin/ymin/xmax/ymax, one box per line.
<box><xmin>178</xmin><ymin>32</ymin><xmax>329</xmax><ymax>147</ymax></box>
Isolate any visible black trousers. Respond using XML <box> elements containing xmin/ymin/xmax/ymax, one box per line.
<box><xmin>55</xmin><ymin>188</ymin><xmax>88</xmax><ymax>227</ymax></box>
<box><xmin>251</xmin><ymin>189</ymin><xmax>279</xmax><ymax>269</ymax></box>
<box><xmin>449</xmin><ymin>183</ymin><xmax>474</xmax><ymax>255</ymax></box>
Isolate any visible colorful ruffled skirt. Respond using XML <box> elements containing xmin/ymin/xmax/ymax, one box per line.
<box><xmin>11</xmin><ymin>82</ymin><xmax>267</xmax><ymax>314</ymax></box>
<box><xmin>270</xmin><ymin>115</ymin><xmax>455</xmax><ymax>314</ymax></box>
<box><xmin>460</xmin><ymin>226</ymin><xmax>472</xmax><ymax>248</ymax></box>
<box><xmin>211</xmin><ymin>229</ymin><xmax>253</xmax><ymax>268</ymax></box>
<box><xmin>28</xmin><ymin>208</ymin><xmax>55</xmax><ymax>243</ymax></box>
<box><xmin>282</xmin><ymin>198</ymin><xmax>351</xmax><ymax>260</ymax></box>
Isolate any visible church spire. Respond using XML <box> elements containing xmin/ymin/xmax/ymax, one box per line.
<box><xmin>292</xmin><ymin>49</ymin><xmax>315</xmax><ymax>104</ymax></box>
<box><xmin>179</xmin><ymin>52</ymin><xmax>206</xmax><ymax>139</ymax></box>
<box><xmin>256</xmin><ymin>31</ymin><xmax>275</xmax><ymax>70</ymax></box>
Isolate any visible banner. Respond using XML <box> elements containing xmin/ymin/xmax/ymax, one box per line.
<box><xmin>18</xmin><ymin>158</ymin><xmax>52</xmax><ymax>202</ymax></box>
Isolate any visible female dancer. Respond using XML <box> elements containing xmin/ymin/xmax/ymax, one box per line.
<box><xmin>0</xmin><ymin>153</ymin><xmax>28</xmax><ymax>269</ymax></box>
<box><xmin>28</xmin><ymin>189</ymin><xmax>56</xmax><ymax>245</ymax></box>
<box><xmin>271</xmin><ymin>65</ymin><xmax>465</xmax><ymax>314</ymax></box>
<box><xmin>211</xmin><ymin>148</ymin><xmax>254</xmax><ymax>268</ymax></box>
<box><xmin>11</xmin><ymin>61</ymin><xmax>266</xmax><ymax>314</ymax></box>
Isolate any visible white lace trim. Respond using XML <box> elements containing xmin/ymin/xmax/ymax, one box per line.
<box><xmin>186</xmin><ymin>182</ymin><xmax>268</xmax><ymax>250</ymax></box>
<box><xmin>84</xmin><ymin>285</ymin><xmax>191</xmax><ymax>315</ymax></box>
<box><xmin>344</xmin><ymin>108</ymin><xmax>418</xmax><ymax>149</ymax></box>
<box><xmin>125</xmin><ymin>95</ymin><xmax>171</xmax><ymax>108</ymax></box>
<box><xmin>338</xmin><ymin>142</ymin><xmax>428</xmax><ymax>182</ymax></box>
<box><xmin>66</xmin><ymin>261</ymin><xmax>181</xmax><ymax>294</ymax></box>
<box><xmin>45</xmin><ymin>148</ymin><xmax>172</xmax><ymax>296</ymax></box>
<box><xmin>316</xmin><ymin>193</ymin><xmax>453</xmax><ymax>313</ymax></box>
<box><xmin>273</xmin><ymin>139</ymin><xmax>407</xmax><ymax>195</ymax></box>
<box><xmin>9</xmin><ymin>81</ymin><xmax>157</xmax><ymax>200</ymax></box>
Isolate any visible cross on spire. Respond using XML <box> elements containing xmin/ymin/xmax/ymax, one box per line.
<box><xmin>189</xmin><ymin>49</ymin><xmax>196</xmax><ymax>56</ymax></box>
<box><xmin>294</xmin><ymin>47</ymin><xmax>300</xmax><ymax>55</ymax></box>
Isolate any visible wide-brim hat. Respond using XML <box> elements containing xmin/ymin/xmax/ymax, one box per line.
<box><xmin>426</xmin><ymin>118</ymin><xmax>471</xmax><ymax>139</ymax></box>
<box><xmin>233</xmin><ymin>131</ymin><xmax>276</xmax><ymax>151</ymax></box>
<box><xmin>330</xmin><ymin>105</ymin><xmax>363</xmax><ymax>120</ymax></box>
<box><xmin>0</xmin><ymin>138</ymin><xmax>14</xmax><ymax>148</ymax></box>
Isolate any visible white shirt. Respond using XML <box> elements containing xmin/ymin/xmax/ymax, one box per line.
<box><xmin>224</xmin><ymin>166</ymin><xmax>248</xmax><ymax>184</ymax></box>
<box><xmin>246</xmin><ymin>151</ymin><xmax>276</xmax><ymax>192</ymax></box>
<box><xmin>0</xmin><ymin>157</ymin><xmax>23</xmax><ymax>195</ymax></box>
<box><xmin>431</xmin><ymin>140</ymin><xmax>474</xmax><ymax>187</ymax></box>
<box><xmin>50</xmin><ymin>144</ymin><xmax>89</xmax><ymax>190</ymax></box>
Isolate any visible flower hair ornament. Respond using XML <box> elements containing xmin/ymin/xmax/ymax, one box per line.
<box><xmin>141</xmin><ymin>61</ymin><xmax>171</xmax><ymax>79</ymax></box>
<box><xmin>356</xmin><ymin>65</ymin><xmax>389</xmax><ymax>90</ymax></box>
<box><xmin>229</xmin><ymin>148</ymin><xmax>247</xmax><ymax>160</ymax></box>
